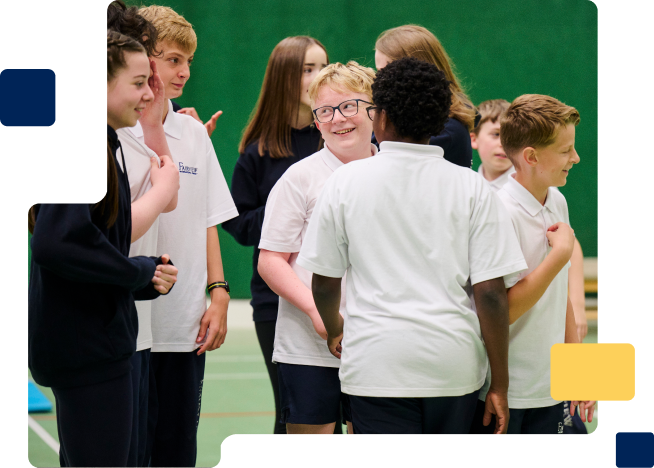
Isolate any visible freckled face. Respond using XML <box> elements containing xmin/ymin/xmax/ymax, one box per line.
<box><xmin>313</xmin><ymin>86</ymin><xmax>374</xmax><ymax>156</ymax></box>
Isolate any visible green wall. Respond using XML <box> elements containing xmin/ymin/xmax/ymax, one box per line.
<box><xmin>127</xmin><ymin>0</ymin><xmax>597</xmax><ymax>298</ymax></box>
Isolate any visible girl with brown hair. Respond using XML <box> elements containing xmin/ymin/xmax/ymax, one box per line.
<box><xmin>222</xmin><ymin>35</ymin><xmax>328</xmax><ymax>434</ymax></box>
<box><xmin>374</xmin><ymin>24</ymin><xmax>476</xmax><ymax>168</ymax></box>
<box><xmin>27</xmin><ymin>31</ymin><xmax>178</xmax><ymax>467</ymax></box>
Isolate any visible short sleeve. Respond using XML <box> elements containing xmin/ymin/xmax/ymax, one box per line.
<box><xmin>296</xmin><ymin>176</ymin><xmax>349</xmax><ymax>278</ymax></box>
<box><xmin>258</xmin><ymin>172</ymin><xmax>307</xmax><ymax>253</ymax></box>
<box><xmin>468</xmin><ymin>185</ymin><xmax>527</xmax><ymax>285</ymax></box>
<box><xmin>205</xmin><ymin>136</ymin><xmax>238</xmax><ymax>227</ymax></box>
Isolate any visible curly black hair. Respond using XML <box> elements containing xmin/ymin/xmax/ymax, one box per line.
<box><xmin>107</xmin><ymin>1</ymin><xmax>160</xmax><ymax>57</ymax></box>
<box><xmin>372</xmin><ymin>56</ymin><xmax>452</xmax><ymax>141</ymax></box>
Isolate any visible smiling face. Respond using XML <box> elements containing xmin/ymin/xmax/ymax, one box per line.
<box><xmin>151</xmin><ymin>40</ymin><xmax>194</xmax><ymax>99</ymax></box>
<box><xmin>471</xmin><ymin>120</ymin><xmax>513</xmax><ymax>180</ymax></box>
<box><xmin>107</xmin><ymin>51</ymin><xmax>154</xmax><ymax>130</ymax></box>
<box><xmin>313</xmin><ymin>86</ymin><xmax>374</xmax><ymax>161</ymax></box>
<box><xmin>533</xmin><ymin>123</ymin><xmax>580</xmax><ymax>187</ymax></box>
<box><xmin>300</xmin><ymin>45</ymin><xmax>328</xmax><ymax>108</ymax></box>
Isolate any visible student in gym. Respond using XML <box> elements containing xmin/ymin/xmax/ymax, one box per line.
<box><xmin>469</xmin><ymin>94</ymin><xmax>595</xmax><ymax>434</ymax></box>
<box><xmin>470</xmin><ymin>96</ymin><xmax>591</xmax><ymax>434</ymax></box>
<box><xmin>133</xmin><ymin>6</ymin><xmax>238</xmax><ymax>466</ymax></box>
<box><xmin>221</xmin><ymin>36</ymin><xmax>329</xmax><ymax>434</ymax></box>
<box><xmin>297</xmin><ymin>57</ymin><xmax>526</xmax><ymax>434</ymax></box>
<box><xmin>27</xmin><ymin>31</ymin><xmax>178</xmax><ymax>467</ymax></box>
<box><xmin>258</xmin><ymin>61</ymin><xmax>377</xmax><ymax>434</ymax></box>
<box><xmin>373</xmin><ymin>24</ymin><xmax>476</xmax><ymax>168</ymax></box>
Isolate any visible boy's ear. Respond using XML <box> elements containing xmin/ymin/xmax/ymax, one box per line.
<box><xmin>470</xmin><ymin>132</ymin><xmax>478</xmax><ymax>149</ymax></box>
<box><xmin>523</xmin><ymin>147</ymin><xmax>539</xmax><ymax>167</ymax></box>
<box><xmin>315</xmin><ymin>121</ymin><xmax>321</xmax><ymax>131</ymax></box>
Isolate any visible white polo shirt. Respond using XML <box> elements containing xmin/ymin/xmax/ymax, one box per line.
<box><xmin>128</xmin><ymin>100</ymin><xmax>239</xmax><ymax>352</ymax></box>
<box><xmin>116</xmin><ymin>128</ymin><xmax>161</xmax><ymax>352</ymax></box>
<box><xmin>259</xmin><ymin>143</ymin><xmax>378</xmax><ymax>368</ymax></box>
<box><xmin>297</xmin><ymin>141</ymin><xmax>526</xmax><ymax>397</ymax></box>
<box><xmin>478</xmin><ymin>174</ymin><xmax>571</xmax><ymax>408</ymax></box>
<box><xmin>478</xmin><ymin>164</ymin><xmax>516</xmax><ymax>192</ymax></box>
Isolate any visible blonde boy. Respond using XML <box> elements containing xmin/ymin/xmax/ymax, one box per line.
<box><xmin>471</xmin><ymin>94</ymin><xmax>594</xmax><ymax>434</ymax></box>
<box><xmin>132</xmin><ymin>6</ymin><xmax>238</xmax><ymax>466</ymax></box>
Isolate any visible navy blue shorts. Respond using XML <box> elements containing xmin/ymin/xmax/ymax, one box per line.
<box><xmin>348</xmin><ymin>389</ymin><xmax>480</xmax><ymax>434</ymax></box>
<box><xmin>470</xmin><ymin>399</ymin><xmax>565</xmax><ymax>434</ymax></box>
<box><xmin>277</xmin><ymin>363</ymin><xmax>351</xmax><ymax>425</ymax></box>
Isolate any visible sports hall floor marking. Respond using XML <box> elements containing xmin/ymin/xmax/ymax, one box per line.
<box><xmin>28</xmin><ymin>415</ymin><xmax>59</xmax><ymax>454</ymax></box>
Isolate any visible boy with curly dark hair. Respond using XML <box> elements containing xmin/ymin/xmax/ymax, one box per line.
<box><xmin>296</xmin><ymin>57</ymin><xmax>526</xmax><ymax>434</ymax></box>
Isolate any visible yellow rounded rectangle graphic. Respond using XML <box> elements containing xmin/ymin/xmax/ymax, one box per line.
<box><xmin>551</xmin><ymin>343</ymin><xmax>635</xmax><ymax>401</ymax></box>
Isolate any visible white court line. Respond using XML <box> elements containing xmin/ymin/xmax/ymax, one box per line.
<box><xmin>205</xmin><ymin>355</ymin><xmax>262</xmax><ymax>363</ymax></box>
<box><xmin>28</xmin><ymin>415</ymin><xmax>59</xmax><ymax>454</ymax></box>
<box><xmin>203</xmin><ymin>372</ymin><xmax>269</xmax><ymax>380</ymax></box>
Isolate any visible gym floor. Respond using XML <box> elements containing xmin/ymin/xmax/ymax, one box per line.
<box><xmin>28</xmin><ymin>299</ymin><xmax>598</xmax><ymax>467</ymax></box>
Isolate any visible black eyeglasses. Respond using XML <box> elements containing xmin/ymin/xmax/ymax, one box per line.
<box><xmin>312</xmin><ymin>99</ymin><xmax>376</xmax><ymax>123</ymax></box>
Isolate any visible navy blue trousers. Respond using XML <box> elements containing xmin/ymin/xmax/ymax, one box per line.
<box><xmin>127</xmin><ymin>349</ymin><xmax>150</xmax><ymax>467</ymax></box>
<box><xmin>349</xmin><ymin>389</ymin><xmax>480</xmax><ymax>434</ymax></box>
<box><xmin>145</xmin><ymin>351</ymin><xmax>206</xmax><ymax>468</ymax></box>
<box><xmin>470</xmin><ymin>399</ymin><xmax>565</xmax><ymax>434</ymax></box>
<box><xmin>53</xmin><ymin>372</ymin><xmax>133</xmax><ymax>467</ymax></box>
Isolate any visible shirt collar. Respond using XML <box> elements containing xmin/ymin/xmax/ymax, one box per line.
<box><xmin>503</xmin><ymin>174</ymin><xmax>557</xmax><ymax>217</ymax></box>
<box><xmin>479</xmin><ymin>164</ymin><xmax>516</xmax><ymax>190</ymax></box>
<box><xmin>378</xmin><ymin>140</ymin><xmax>444</xmax><ymax>158</ymax></box>
<box><xmin>127</xmin><ymin>100</ymin><xmax>183</xmax><ymax>140</ymax></box>
<box><xmin>320</xmin><ymin>143</ymin><xmax>378</xmax><ymax>172</ymax></box>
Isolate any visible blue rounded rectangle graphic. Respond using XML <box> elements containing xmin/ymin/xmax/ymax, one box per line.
<box><xmin>0</xmin><ymin>69</ymin><xmax>55</xmax><ymax>126</ymax></box>
<box><xmin>616</xmin><ymin>433</ymin><xmax>654</xmax><ymax>467</ymax></box>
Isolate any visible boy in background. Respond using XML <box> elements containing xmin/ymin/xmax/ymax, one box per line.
<box><xmin>131</xmin><ymin>6</ymin><xmax>238</xmax><ymax>466</ymax></box>
<box><xmin>470</xmin><ymin>94</ymin><xmax>594</xmax><ymax>434</ymax></box>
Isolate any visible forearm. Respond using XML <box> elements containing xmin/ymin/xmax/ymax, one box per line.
<box><xmin>564</xmin><ymin>296</ymin><xmax>580</xmax><ymax>343</ymax></box>
<box><xmin>141</xmin><ymin>123</ymin><xmax>172</xmax><ymax>159</ymax></box>
<box><xmin>507</xmin><ymin>251</ymin><xmax>568</xmax><ymax>324</ymax></box>
<box><xmin>131</xmin><ymin>185</ymin><xmax>176</xmax><ymax>242</ymax></box>
<box><xmin>311</xmin><ymin>274</ymin><xmax>343</xmax><ymax>336</ymax></box>
<box><xmin>207</xmin><ymin>226</ymin><xmax>229</xmax><ymax>305</ymax></box>
<box><xmin>258</xmin><ymin>249</ymin><xmax>319</xmax><ymax>320</ymax></box>
<box><xmin>474</xmin><ymin>277</ymin><xmax>510</xmax><ymax>393</ymax></box>
<box><xmin>568</xmin><ymin>238</ymin><xmax>586</xmax><ymax>318</ymax></box>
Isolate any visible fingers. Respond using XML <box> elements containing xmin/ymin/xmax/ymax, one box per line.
<box><xmin>570</xmin><ymin>401</ymin><xmax>577</xmax><ymax>417</ymax></box>
<box><xmin>587</xmin><ymin>402</ymin><xmax>595</xmax><ymax>423</ymax></box>
<box><xmin>482</xmin><ymin>408</ymin><xmax>492</xmax><ymax>427</ymax></box>
<box><xmin>547</xmin><ymin>222</ymin><xmax>562</xmax><ymax>232</ymax></box>
<box><xmin>196</xmin><ymin>318</ymin><xmax>209</xmax><ymax>346</ymax></box>
<box><xmin>161</xmin><ymin>254</ymin><xmax>170</xmax><ymax>264</ymax></box>
<box><xmin>150</xmin><ymin>156</ymin><xmax>158</xmax><ymax>170</ymax></box>
<box><xmin>495</xmin><ymin>413</ymin><xmax>507</xmax><ymax>434</ymax></box>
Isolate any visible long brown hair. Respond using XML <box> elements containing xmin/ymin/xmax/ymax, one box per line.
<box><xmin>375</xmin><ymin>25</ymin><xmax>475</xmax><ymax>130</ymax></box>
<box><xmin>239</xmin><ymin>36</ymin><xmax>328</xmax><ymax>158</ymax></box>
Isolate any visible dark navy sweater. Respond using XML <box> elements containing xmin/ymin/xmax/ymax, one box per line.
<box><xmin>28</xmin><ymin>126</ymin><xmax>158</xmax><ymax>388</ymax></box>
<box><xmin>372</xmin><ymin>117</ymin><xmax>472</xmax><ymax>168</ymax></box>
<box><xmin>222</xmin><ymin>125</ymin><xmax>323</xmax><ymax>322</ymax></box>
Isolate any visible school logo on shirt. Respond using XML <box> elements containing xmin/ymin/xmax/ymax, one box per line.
<box><xmin>179</xmin><ymin>162</ymin><xmax>198</xmax><ymax>175</ymax></box>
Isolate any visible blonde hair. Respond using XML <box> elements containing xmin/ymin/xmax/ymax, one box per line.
<box><xmin>308</xmin><ymin>61</ymin><xmax>376</xmax><ymax>104</ymax></box>
<box><xmin>472</xmin><ymin>99</ymin><xmax>510</xmax><ymax>135</ymax></box>
<box><xmin>375</xmin><ymin>24</ymin><xmax>475</xmax><ymax>130</ymax></box>
<box><xmin>138</xmin><ymin>5</ymin><xmax>197</xmax><ymax>54</ymax></box>
<box><xmin>500</xmin><ymin>94</ymin><xmax>580</xmax><ymax>165</ymax></box>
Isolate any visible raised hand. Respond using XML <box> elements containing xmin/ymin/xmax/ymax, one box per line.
<box><xmin>140</xmin><ymin>60</ymin><xmax>166</xmax><ymax>128</ymax></box>
<box><xmin>178</xmin><ymin>107</ymin><xmax>223</xmax><ymax>137</ymax></box>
